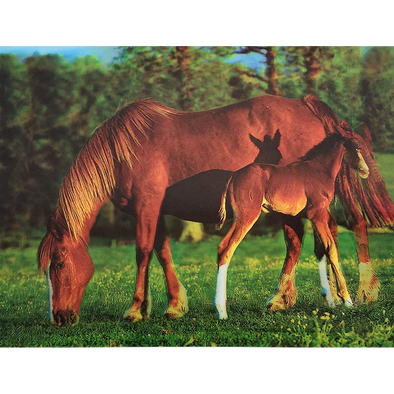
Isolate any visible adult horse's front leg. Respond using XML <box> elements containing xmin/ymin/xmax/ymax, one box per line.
<box><xmin>124</xmin><ymin>194</ymin><xmax>163</xmax><ymax>322</ymax></box>
<box><xmin>267</xmin><ymin>215</ymin><xmax>303</xmax><ymax>311</ymax></box>
<box><xmin>154</xmin><ymin>216</ymin><xmax>188</xmax><ymax>319</ymax></box>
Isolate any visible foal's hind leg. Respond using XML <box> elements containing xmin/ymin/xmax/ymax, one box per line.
<box><xmin>267</xmin><ymin>216</ymin><xmax>303</xmax><ymax>311</ymax></box>
<box><xmin>154</xmin><ymin>216</ymin><xmax>188</xmax><ymax>319</ymax></box>
<box><xmin>214</xmin><ymin>206</ymin><xmax>261</xmax><ymax>319</ymax></box>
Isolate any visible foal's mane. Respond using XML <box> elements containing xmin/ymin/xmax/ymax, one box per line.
<box><xmin>56</xmin><ymin>99</ymin><xmax>179</xmax><ymax>240</ymax></box>
<box><xmin>303</xmin><ymin>94</ymin><xmax>394</xmax><ymax>227</ymax></box>
<box><xmin>296</xmin><ymin>133</ymin><xmax>344</xmax><ymax>163</ymax></box>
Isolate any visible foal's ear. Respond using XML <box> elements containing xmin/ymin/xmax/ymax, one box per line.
<box><xmin>358</xmin><ymin>123</ymin><xmax>373</xmax><ymax>152</ymax></box>
<box><xmin>273</xmin><ymin>129</ymin><xmax>281</xmax><ymax>148</ymax></box>
<box><xmin>47</xmin><ymin>216</ymin><xmax>63</xmax><ymax>242</ymax></box>
<box><xmin>340</xmin><ymin>119</ymin><xmax>352</xmax><ymax>132</ymax></box>
<box><xmin>249</xmin><ymin>134</ymin><xmax>264</xmax><ymax>149</ymax></box>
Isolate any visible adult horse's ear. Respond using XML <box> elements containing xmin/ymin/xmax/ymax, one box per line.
<box><xmin>47</xmin><ymin>216</ymin><xmax>63</xmax><ymax>241</ymax></box>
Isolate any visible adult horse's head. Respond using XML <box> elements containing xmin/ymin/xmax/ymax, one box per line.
<box><xmin>38</xmin><ymin>217</ymin><xmax>94</xmax><ymax>326</ymax></box>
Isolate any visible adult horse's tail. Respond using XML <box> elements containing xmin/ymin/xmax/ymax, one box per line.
<box><xmin>303</xmin><ymin>94</ymin><xmax>394</xmax><ymax>227</ymax></box>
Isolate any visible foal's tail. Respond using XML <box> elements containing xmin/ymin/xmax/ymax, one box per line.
<box><xmin>216</xmin><ymin>176</ymin><xmax>233</xmax><ymax>230</ymax></box>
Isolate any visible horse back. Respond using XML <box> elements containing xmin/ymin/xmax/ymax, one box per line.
<box><xmin>136</xmin><ymin>95</ymin><xmax>326</xmax><ymax>186</ymax></box>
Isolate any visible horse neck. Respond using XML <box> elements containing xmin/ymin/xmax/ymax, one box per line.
<box><xmin>307</xmin><ymin>139</ymin><xmax>345</xmax><ymax>180</ymax></box>
<box><xmin>55</xmin><ymin>196</ymin><xmax>109</xmax><ymax>244</ymax></box>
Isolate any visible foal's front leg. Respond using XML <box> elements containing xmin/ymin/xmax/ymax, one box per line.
<box><xmin>313</xmin><ymin>214</ymin><xmax>341</xmax><ymax>307</ymax></box>
<box><xmin>310</xmin><ymin>211</ymin><xmax>353</xmax><ymax>307</ymax></box>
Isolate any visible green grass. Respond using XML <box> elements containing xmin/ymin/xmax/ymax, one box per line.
<box><xmin>1</xmin><ymin>153</ymin><xmax>393</xmax><ymax>347</ymax></box>
<box><xmin>1</xmin><ymin>232</ymin><xmax>394</xmax><ymax>347</ymax></box>
<box><xmin>376</xmin><ymin>153</ymin><xmax>394</xmax><ymax>199</ymax></box>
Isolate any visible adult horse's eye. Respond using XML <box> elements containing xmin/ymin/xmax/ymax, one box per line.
<box><xmin>56</xmin><ymin>262</ymin><xmax>65</xmax><ymax>271</ymax></box>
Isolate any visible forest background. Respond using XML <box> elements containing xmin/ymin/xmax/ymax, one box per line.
<box><xmin>1</xmin><ymin>46</ymin><xmax>393</xmax><ymax>243</ymax></box>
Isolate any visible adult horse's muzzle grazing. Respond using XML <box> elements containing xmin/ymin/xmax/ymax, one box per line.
<box><xmin>38</xmin><ymin>221</ymin><xmax>95</xmax><ymax>327</ymax></box>
<box><xmin>48</xmin><ymin>248</ymin><xmax>94</xmax><ymax>326</ymax></box>
<box><xmin>49</xmin><ymin>279</ymin><xmax>89</xmax><ymax>326</ymax></box>
<box><xmin>53</xmin><ymin>309</ymin><xmax>79</xmax><ymax>326</ymax></box>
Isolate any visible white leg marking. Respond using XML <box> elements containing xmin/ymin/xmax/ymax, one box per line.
<box><xmin>214</xmin><ymin>263</ymin><xmax>229</xmax><ymax>319</ymax></box>
<box><xmin>319</xmin><ymin>256</ymin><xmax>335</xmax><ymax>307</ymax></box>
<box><xmin>344</xmin><ymin>297</ymin><xmax>354</xmax><ymax>307</ymax></box>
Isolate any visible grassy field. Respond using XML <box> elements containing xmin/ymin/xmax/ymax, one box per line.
<box><xmin>1</xmin><ymin>153</ymin><xmax>393</xmax><ymax>348</ymax></box>
<box><xmin>1</xmin><ymin>231</ymin><xmax>394</xmax><ymax>347</ymax></box>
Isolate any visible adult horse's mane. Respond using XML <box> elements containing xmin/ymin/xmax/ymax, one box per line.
<box><xmin>38</xmin><ymin>99</ymin><xmax>179</xmax><ymax>267</ymax></box>
<box><xmin>303</xmin><ymin>94</ymin><xmax>394</xmax><ymax>227</ymax></box>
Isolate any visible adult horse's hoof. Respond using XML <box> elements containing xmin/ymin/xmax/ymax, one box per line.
<box><xmin>164</xmin><ymin>308</ymin><xmax>185</xmax><ymax>319</ymax></box>
<box><xmin>266</xmin><ymin>292</ymin><xmax>296</xmax><ymax>311</ymax></box>
<box><xmin>356</xmin><ymin>263</ymin><xmax>380</xmax><ymax>304</ymax></box>
<box><xmin>164</xmin><ymin>284</ymin><xmax>189</xmax><ymax>319</ymax></box>
<box><xmin>164</xmin><ymin>302</ymin><xmax>189</xmax><ymax>319</ymax></box>
<box><xmin>124</xmin><ymin>310</ymin><xmax>144</xmax><ymax>322</ymax></box>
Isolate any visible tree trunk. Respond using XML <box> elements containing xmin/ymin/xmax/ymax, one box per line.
<box><xmin>302</xmin><ymin>46</ymin><xmax>321</xmax><ymax>93</ymax></box>
<box><xmin>174</xmin><ymin>46</ymin><xmax>205</xmax><ymax>242</ymax></box>
<box><xmin>264</xmin><ymin>46</ymin><xmax>281</xmax><ymax>95</ymax></box>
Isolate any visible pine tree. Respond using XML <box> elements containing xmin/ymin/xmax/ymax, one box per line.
<box><xmin>361</xmin><ymin>47</ymin><xmax>394</xmax><ymax>151</ymax></box>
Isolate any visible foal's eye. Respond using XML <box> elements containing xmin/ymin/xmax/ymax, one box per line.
<box><xmin>56</xmin><ymin>262</ymin><xmax>65</xmax><ymax>271</ymax></box>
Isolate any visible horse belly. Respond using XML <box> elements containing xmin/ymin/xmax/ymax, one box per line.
<box><xmin>161</xmin><ymin>170</ymin><xmax>233</xmax><ymax>223</ymax></box>
<box><xmin>265</xmin><ymin>189</ymin><xmax>307</xmax><ymax>216</ymax></box>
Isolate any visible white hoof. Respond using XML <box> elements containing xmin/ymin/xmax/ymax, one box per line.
<box><xmin>215</xmin><ymin>303</ymin><xmax>228</xmax><ymax>319</ymax></box>
<box><xmin>344</xmin><ymin>298</ymin><xmax>354</xmax><ymax>307</ymax></box>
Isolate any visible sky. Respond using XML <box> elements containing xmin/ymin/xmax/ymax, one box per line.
<box><xmin>0</xmin><ymin>46</ymin><xmax>382</xmax><ymax>73</ymax></box>
<box><xmin>0</xmin><ymin>46</ymin><xmax>123</xmax><ymax>64</ymax></box>
<box><xmin>0</xmin><ymin>46</ymin><xmax>265</xmax><ymax>69</ymax></box>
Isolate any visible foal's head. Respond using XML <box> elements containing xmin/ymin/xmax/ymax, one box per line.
<box><xmin>337</xmin><ymin>121</ymin><xmax>370</xmax><ymax>179</ymax></box>
<box><xmin>250</xmin><ymin>129</ymin><xmax>282</xmax><ymax>164</ymax></box>
<box><xmin>38</xmin><ymin>217</ymin><xmax>94</xmax><ymax>326</ymax></box>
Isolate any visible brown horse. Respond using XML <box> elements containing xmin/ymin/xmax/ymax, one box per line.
<box><xmin>214</xmin><ymin>125</ymin><xmax>369</xmax><ymax>318</ymax></box>
<box><xmin>38</xmin><ymin>94</ymin><xmax>394</xmax><ymax>326</ymax></box>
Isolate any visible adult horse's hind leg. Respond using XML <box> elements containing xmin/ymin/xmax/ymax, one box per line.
<box><xmin>266</xmin><ymin>216</ymin><xmax>303</xmax><ymax>311</ymax></box>
<box><xmin>351</xmin><ymin>216</ymin><xmax>380</xmax><ymax>304</ymax></box>
<box><xmin>154</xmin><ymin>216</ymin><xmax>188</xmax><ymax>319</ymax></box>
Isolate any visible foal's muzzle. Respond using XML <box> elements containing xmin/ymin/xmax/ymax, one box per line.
<box><xmin>53</xmin><ymin>310</ymin><xmax>79</xmax><ymax>326</ymax></box>
<box><xmin>357</xmin><ymin>152</ymin><xmax>369</xmax><ymax>179</ymax></box>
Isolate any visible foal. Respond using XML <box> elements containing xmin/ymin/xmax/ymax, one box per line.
<box><xmin>215</xmin><ymin>127</ymin><xmax>370</xmax><ymax>319</ymax></box>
